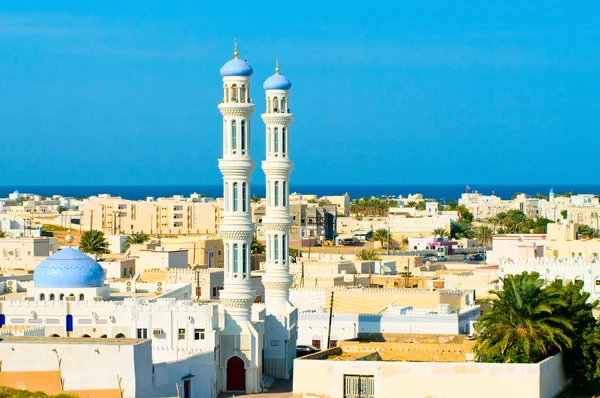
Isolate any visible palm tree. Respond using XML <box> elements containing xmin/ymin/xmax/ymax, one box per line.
<box><xmin>493</xmin><ymin>212</ymin><xmax>509</xmax><ymax>231</ymax></box>
<box><xmin>0</xmin><ymin>230</ymin><xmax>6</xmax><ymax>238</ymax></box>
<box><xmin>405</xmin><ymin>201</ymin><xmax>417</xmax><ymax>209</ymax></box>
<box><xmin>474</xmin><ymin>225</ymin><xmax>494</xmax><ymax>248</ymax></box>
<box><xmin>79</xmin><ymin>230</ymin><xmax>109</xmax><ymax>254</ymax></box>
<box><xmin>357</xmin><ymin>249</ymin><xmax>380</xmax><ymax>261</ymax></box>
<box><xmin>474</xmin><ymin>272</ymin><xmax>572</xmax><ymax>363</ymax></box>
<box><xmin>371</xmin><ymin>228</ymin><xmax>389</xmax><ymax>249</ymax></box>
<box><xmin>432</xmin><ymin>228</ymin><xmax>448</xmax><ymax>238</ymax></box>
<box><xmin>451</xmin><ymin>219</ymin><xmax>473</xmax><ymax>239</ymax></box>
<box><xmin>251</xmin><ymin>196</ymin><xmax>261</xmax><ymax>204</ymax></box>
<box><xmin>416</xmin><ymin>201</ymin><xmax>426</xmax><ymax>211</ymax></box>
<box><xmin>578</xmin><ymin>225</ymin><xmax>598</xmax><ymax>239</ymax></box>
<box><xmin>123</xmin><ymin>232</ymin><xmax>149</xmax><ymax>250</ymax></box>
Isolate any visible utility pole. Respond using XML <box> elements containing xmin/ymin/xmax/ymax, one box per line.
<box><xmin>195</xmin><ymin>270</ymin><xmax>200</xmax><ymax>299</ymax></box>
<box><xmin>301</xmin><ymin>261</ymin><xmax>305</xmax><ymax>287</ymax></box>
<box><xmin>387</xmin><ymin>215</ymin><xmax>390</xmax><ymax>256</ymax></box>
<box><xmin>326</xmin><ymin>290</ymin><xmax>334</xmax><ymax>349</ymax></box>
<box><xmin>90</xmin><ymin>210</ymin><xmax>94</xmax><ymax>232</ymax></box>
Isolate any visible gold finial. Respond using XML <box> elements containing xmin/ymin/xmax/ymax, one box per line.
<box><xmin>233</xmin><ymin>38</ymin><xmax>239</xmax><ymax>59</ymax></box>
<box><xmin>275</xmin><ymin>56</ymin><xmax>280</xmax><ymax>74</ymax></box>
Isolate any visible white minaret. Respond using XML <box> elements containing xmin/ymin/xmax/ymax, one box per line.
<box><xmin>261</xmin><ymin>58</ymin><xmax>297</xmax><ymax>379</ymax></box>
<box><xmin>217</xmin><ymin>40</ymin><xmax>263</xmax><ymax>393</ymax></box>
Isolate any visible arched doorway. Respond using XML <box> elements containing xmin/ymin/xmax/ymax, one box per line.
<box><xmin>226</xmin><ymin>356</ymin><xmax>245</xmax><ymax>391</ymax></box>
<box><xmin>115</xmin><ymin>333</ymin><xmax>126</xmax><ymax>338</ymax></box>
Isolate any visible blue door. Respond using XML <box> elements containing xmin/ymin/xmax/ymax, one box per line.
<box><xmin>66</xmin><ymin>314</ymin><xmax>73</xmax><ymax>332</ymax></box>
<box><xmin>0</xmin><ymin>314</ymin><xmax>5</xmax><ymax>328</ymax></box>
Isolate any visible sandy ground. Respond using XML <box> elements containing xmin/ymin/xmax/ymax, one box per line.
<box><xmin>217</xmin><ymin>379</ymin><xmax>292</xmax><ymax>398</ymax></box>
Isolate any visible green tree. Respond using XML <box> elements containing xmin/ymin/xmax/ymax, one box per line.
<box><xmin>546</xmin><ymin>280</ymin><xmax>600</xmax><ymax>383</ymax></box>
<box><xmin>0</xmin><ymin>230</ymin><xmax>6</xmax><ymax>238</ymax></box>
<box><xmin>56</xmin><ymin>205</ymin><xmax>68</xmax><ymax>214</ymax></box>
<box><xmin>250</xmin><ymin>236</ymin><xmax>265</xmax><ymax>254</ymax></box>
<box><xmin>457</xmin><ymin>205</ymin><xmax>474</xmax><ymax>223</ymax></box>
<box><xmin>371</xmin><ymin>228</ymin><xmax>390</xmax><ymax>249</ymax></box>
<box><xmin>289</xmin><ymin>248</ymin><xmax>302</xmax><ymax>258</ymax></box>
<box><xmin>492</xmin><ymin>212</ymin><xmax>509</xmax><ymax>230</ymax></box>
<box><xmin>357</xmin><ymin>249</ymin><xmax>380</xmax><ymax>261</ymax></box>
<box><xmin>416</xmin><ymin>201</ymin><xmax>426</xmax><ymax>211</ymax></box>
<box><xmin>534</xmin><ymin>193</ymin><xmax>549</xmax><ymax>200</ymax></box>
<box><xmin>531</xmin><ymin>217</ymin><xmax>552</xmax><ymax>234</ymax></box>
<box><xmin>474</xmin><ymin>272</ymin><xmax>572</xmax><ymax>363</ymax></box>
<box><xmin>474</xmin><ymin>225</ymin><xmax>494</xmax><ymax>247</ymax></box>
<box><xmin>123</xmin><ymin>232</ymin><xmax>149</xmax><ymax>250</ymax></box>
<box><xmin>578</xmin><ymin>224</ymin><xmax>598</xmax><ymax>239</ymax></box>
<box><xmin>251</xmin><ymin>196</ymin><xmax>261</xmax><ymax>203</ymax></box>
<box><xmin>505</xmin><ymin>209</ymin><xmax>528</xmax><ymax>233</ymax></box>
<box><xmin>405</xmin><ymin>201</ymin><xmax>417</xmax><ymax>209</ymax></box>
<box><xmin>432</xmin><ymin>228</ymin><xmax>448</xmax><ymax>238</ymax></box>
<box><xmin>561</xmin><ymin>209</ymin><xmax>568</xmax><ymax>220</ymax></box>
<box><xmin>447</xmin><ymin>200</ymin><xmax>459</xmax><ymax>210</ymax></box>
<box><xmin>78</xmin><ymin>230</ymin><xmax>109</xmax><ymax>254</ymax></box>
<box><xmin>349</xmin><ymin>198</ymin><xmax>395</xmax><ymax>216</ymax></box>
<box><xmin>451</xmin><ymin>219</ymin><xmax>473</xmax><ymax>239</ymax></box>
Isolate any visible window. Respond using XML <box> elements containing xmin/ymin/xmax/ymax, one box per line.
<box><xmin>274</xmin><ymin>235</ymin><xmax>279</xmax><ymax>262</ymax></box>
<box><xmin>282</xmin><ymin>234</ymin><xmax>286</xmax><ymax>264</ymax></box>
<box><xmin>233</xmin><ymin>243</ymin><xmax>239</xmax><ymax>273</ymax></box>
<box><xmin>241</xmin><ymin>120</ymin><xmax>246</xmax><ymax>152</ymax></box>
<box><xmin>283</xmin><ymin>181</ymin><xmax>287</xmax><ymax>206</ymax></box>
<box><xmin>79</xmin><ymin>294</ymin><xmax>85</xmax><ymax>301</ymax></box>
<box><xmin>274</xmin><ymin>127</ymin><xmax>279</xmax><ymax>154</ymax></box>
<box><xmin>233</xmin><ymin>183</ymin><xmax>238</xmax><ymax>211</ymax></box>
<box><xmin>212</xmin><ymin>287</ymin><xmax>217</xmax><ymax>297</ymax></box>
<box><xmin>330</xmin><ymin>340</ymin><xmax>338</xmax><ymax>347</ymax></box>
<box><xmin>275</xmin><ymin>181</ymin><xmax>280</xmax><ymax>206</ymax></box>
<box><xmin>343</xmin><ymin>375</ymin><xmax>374</xmax><ymax>398</ymax></box>
<box><xmin>49</xmin><ymin>293</ymin><xmax>55</xmax><ymax>301</ymax></box>
<box><xmin>282</xmin><ymin>127</ymin><xmax>286</xmax><ymax>156</ymax></box>
<box><xmin>40</xmin><ymin>293</ymin><xmax>45</xmax><ymax>300</ymax></box>
<box><xmin>312</xmin><ymin>339</ymin><xmax>321</xmax><ymax>349</ymax></box>
<box><xmin>242</xmin><ymin>182</ymin><xmax>247</xmax><ymax>212</ymax></box>
<box><xmin>267</xmin><ymin>128</ymin><xmax>271</xmax><ymax>154</ymax></box>
<box><xmin>194</xmin><ymin>329</ymin><xmax>205</xmax><ymax>340</ymax></box>
<box><xmin>137</xmin><ymin>328</ymin><xmax>148</xmax><ymax>339</ymax></box>
<box><xmin>242</xmin><ymin>243</ymin><xmax>247</xmax><ymax>275</ymax></box>
<box><xmin>178</xmin><ymin>328</ymin><xmax>186</xmax><ymax>340</ymax></box>
<box><xmin>231</xmin><ymin>120</ymin><xmax>237</xmax><ymax>151</ymax></box>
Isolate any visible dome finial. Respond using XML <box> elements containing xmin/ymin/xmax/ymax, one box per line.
<box><xmin>275</xmin><ymin>56</ymin><xmax>280</xmax><ymax>74</ymax></box>
<box><xmin>234</xmin><ymin>38</ymin><xmax>239</xmax><ymax>59</ymax></box>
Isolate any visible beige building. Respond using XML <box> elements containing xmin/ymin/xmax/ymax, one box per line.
<box><xmin>137</xmin><ymin>248</ymin><xmax>188</xmax><ymax>272</ymax></box>
<box><xmin>81</xmin><ymin>195</ymin><xmax>221</xmax><ymax>235</ymax></box>
<box><xmin>158</xmin><ymin>236</ymin><xmax>224</xmax><ymax>268</ymax></box>
<box><xmin>0</xmin><ymin>237</ymin><xmax>59</xmax><ymax>271</ymax></box>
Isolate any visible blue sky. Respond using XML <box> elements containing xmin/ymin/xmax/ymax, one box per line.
<box><xmin>1</xmin><ymin>1</ymin><xmax>599</xmax><ymax>185</ymax></box>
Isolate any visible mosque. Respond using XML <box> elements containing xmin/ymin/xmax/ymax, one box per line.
<box><xmin>0</xmin><ymin>42</ymin><xmax>297</xmax><ymax>397</ymax></box>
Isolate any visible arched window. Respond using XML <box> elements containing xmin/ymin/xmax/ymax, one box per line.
<box><xmin>274</xmin><ymin>235</ymin><xmax>279</xmax><ymax>262</ymax></box>
<box><xmin>273</xmin><ymin>97</ymin><xmax>279</xmax><ymax>112</ymax></box>
<box><xmin>49</xmin><ymin>293</ymin><xmax>55</xmax><ymax>301</ymax></box>
<box><xmin>233</xmin><ymin>183</ymin><xmax>238</xmax><ymax>211</ymax></box>
<box><xmin>224</xmin><ymin>182</ymin><xmax>229</xmax><ymax>211</ymax></box>
<box><xmin>283</xmin><ymin>181</ymin><xmax>287</xmax><ymax>206</ymax></box>
<box><xmin>242</xmin><ymin>243</ymin><xmax>247</xmax><ymax>276</ymax></box>
<box><xmin>282</xmin><ymin>127</ymin><xmax>286</xmax><ymax>157</ymax></box>
<box><xmin>266</xmin><ymin>181</ymin><xmax>271</xmax><ymax>206</ymax></box>
<box><xmin>281</xmin><ymin>97</ymin><xmax>287</xmax><ymax>112</ymax></box>
<box><xmin>79</xmin><ymin>294</ymin><xmax>85</xmax><ymax>301</ymax></box>
<box><xmin>240</xmin><ymin>84</ymin><xmax>246</xmax><ymax>102</ymax></box>
<box><xmin>242</xmin><ymin>183</ymin><xmax>247</xmax><ymax>212</ymax></box>
<box><xmin>231</xmin><ymin>84</ymin><xmax>237</xmax><ymax>102</ymax></box>
<box><xmin>241</xmin><ymin>120</ymin><xmax>246</xmax><ymax>153</ymax></box>
<box><xmin>282</xmin><ymin>234</ymin><xmax>287</xmax><ymax>264</ymax></box>
<box><xmin>267</xmin><ymin>128</ymin><xmax>271</xmax><ymax>155</ymax></box>
<box><xmin>233</xmin><ymin>244</ymin><xmax>239</xmax><ymax>273</ymax></box>
<box><xmin>59</xmin><ymin>294</ymin><xmax>65</xmax><ymax>300</ymax></box>
<box><xmin>275</xmin><ymin>181</ymin><xmax>280</xmax><ymax>206</ymax></box>
<box><xmin>231</xmin><ymin>121</ymin><xmax>237</xmax><ymax>151</ymax></box>
<box><xmin>274</xmin><ymin>128</ymin><xmax>279</xmax><ymax>155</ymax></box>
<box><xmin>40</xmin><ymin>293</ymin><xmax>45</xmax><ymax>301</ymax></box>
<box><xmin>225</xmin><ymin>243</ymin><xmax>229</xmax><ymax>272</ymax></box>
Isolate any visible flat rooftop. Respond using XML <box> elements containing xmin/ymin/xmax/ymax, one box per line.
<box><xmin>0</xmin><ymin>336</ymin><xmax>146</xmax><ymax>345</ymax></box>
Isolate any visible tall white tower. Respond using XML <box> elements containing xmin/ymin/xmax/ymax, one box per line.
<box><xmin>217</xmin><ymin>41</ymin><xmax>263</xmax><ymax>393</ymax></box>
<box><xmin>261</xmin><ymin>58</ymin><xmax>298</xmax><ymax>379</ymax></box>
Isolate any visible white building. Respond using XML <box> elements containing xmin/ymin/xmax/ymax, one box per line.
<box><xmin>260</xmin><ymin>58</ymin><xmax>298</xmax><ymax>379</ymax></box>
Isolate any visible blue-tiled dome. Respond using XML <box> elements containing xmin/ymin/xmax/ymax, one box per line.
<box><xmin>220</xmin><ymin>58</ymin><xmax>254</xmax><ymax>77</ymax></box>
<box><xmin>34</xmin><ymin>248</ymin><xmax>105</xmax><ymax>288</ymax></box>
<box><xmin>263</xmin><ymin>73</ymin><xmax>292</xmax><ymax>90</ymax></box>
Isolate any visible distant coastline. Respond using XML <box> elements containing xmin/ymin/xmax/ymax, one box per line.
<box><xmin>1</xmin><ymin>184</ymin><xmax>598</xmax><ymax>202</ymax></box>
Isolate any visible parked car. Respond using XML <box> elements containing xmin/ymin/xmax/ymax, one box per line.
<box><xmin>468</xmin><ymin>254</ymin><xmax>485</xmax><ymax>261</ymax></box>
<box><xmin>436</xmin><ymin>255</ymin><xmax>447</xmax><ymax>262</ymax></box>
<box><xmin>296</xmin><ymin>345</ymin><xmax>320</xmax><ymax>358</ymax></box>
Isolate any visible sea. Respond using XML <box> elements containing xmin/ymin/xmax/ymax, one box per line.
<box><xmin>1</xmin><ymin>184</ymin><xmax>599</xmax><ymax>203</ymax></box>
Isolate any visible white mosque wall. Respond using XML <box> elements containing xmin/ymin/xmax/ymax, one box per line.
<box><xmin>499</xmin><ymin>257</ymin><xmax>600</xmax><ymax>301</ymax></box>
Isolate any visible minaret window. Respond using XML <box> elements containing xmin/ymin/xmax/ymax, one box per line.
<box><xmin>274</xmin><ymin>128</ymin><xmax>279</xmax><ymax>156</ymax></box>
<box><xmin>282</xmin><ymin>234</ymin><xmax>287</xmax><ymax>264</ymax></box>
<box><xmin>231</xmin><ymin>121</ymin><xmax>237</xmax><ymax>152</ymax></box>
<box><xmin>282</xmin><ymin>127</ymin><xmax>286</xmax><ymax>157</ymax></box>
<box><xmin>242</xmin><ymin>182</ymin><xmax>247</xmax><ymax>212</ymax></box>
<box><xmin>241</xmin><ymin>84</ymin><xmax>246</xmax><ymax>103</ymax></box>
<box><xmin>242</xmin><ymin>243</ymin><xmax>247</xmax><ymax>276</ymax></box>
<box><xmin>275</xmin><ymin>181</ymin><xmax>280</xmax><ymax>206</ymax></box>
<box><xmin>281</xmin><ymin>97</ymin><xmax>287</xmax><ymax>113</ymax></box>
<box><xmin>241</xmin><ymin>120</ymin><xmax>246</xmax><ymax>153</ymax></box>
<box><xmin>267</xmin><ymin>128</ymin><xmax>271</xmax><ymax>156</ymax></box>
<box><xmin>225</xmin><ymin>243</ymin><xmax>229</xmax><ymax>272</ymax></box>
<box><xmin>274</xmin><ymin>234</ymin><xmax>279</xmax><ymax>262</ymax></box>
<box><xmin>233</xmin><ymin>244</ymin><xmax>239</xmax><ymax>273</ymax></box>
<box><xmin>231</xmin><ymin>84</ymin><xmax>237</xmax><ymax>102</ymax></box>
<box><xmin>233</xmin><ymin>182</ymin><xmax>238</xmax><ymax>211</ymax></box>
<box><xmin>283</xmin><ymin>181</ymin><xmax>287</xmax><ymax>206</ymax></box>
<box><xmin>273</xmin><ymin>97</ymin><xmax>279</xmax><ymax>112</ymax></box>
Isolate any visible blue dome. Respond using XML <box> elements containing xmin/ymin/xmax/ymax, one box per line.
<box><xmin>263</xmin><ymin>74</ymin><xmax>292</xmax><ymax>90</ymax></box>
<box><xmin>220</xmin><ymin>58</ymin><xmax>253</xmax><ymax>77</ymax></box>
<box><xmin>34</xmin><ymin>248</ymin><xmax>105</xmax><ymax>288</ymax></box>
